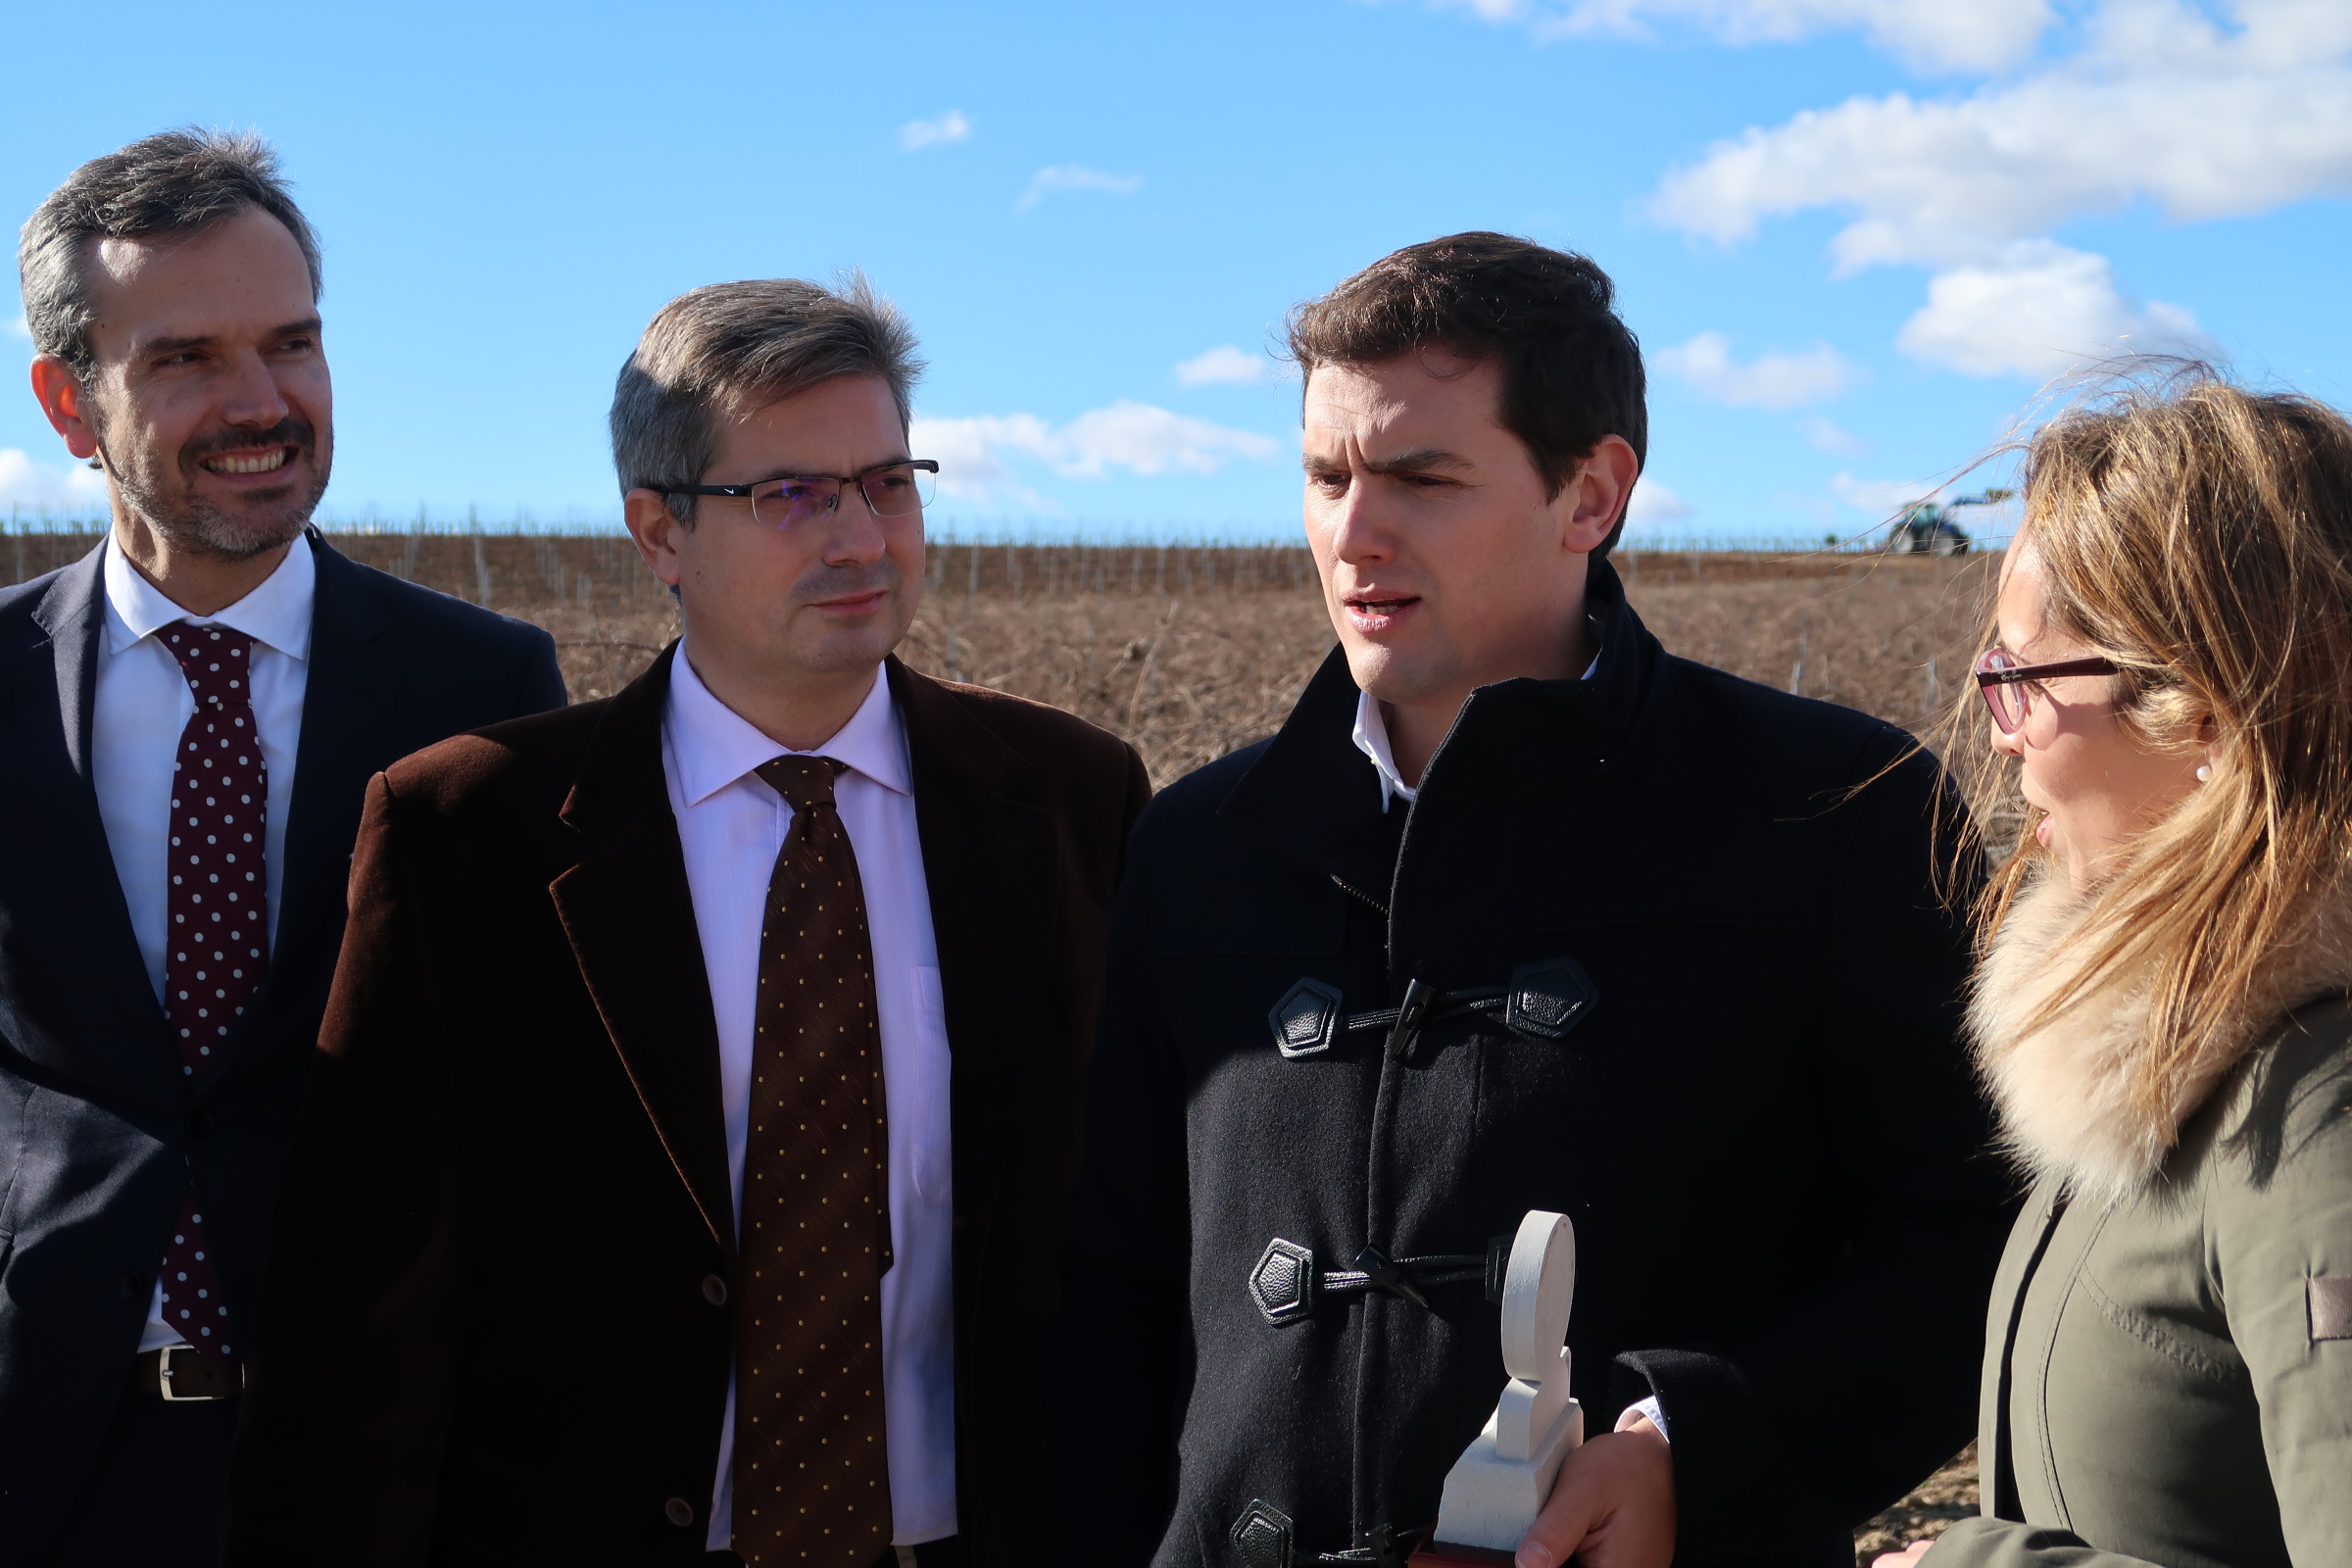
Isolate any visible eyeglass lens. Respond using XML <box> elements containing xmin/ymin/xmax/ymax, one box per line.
<box><xmin>749</xmin><ymin>465</ymin><xmax>936</xmax><ymax>530</ymax></box>
<box><xmin>1976</xmin><ymin>648</ymin><xmax>2025</xmax><ymax>734</ymax></box>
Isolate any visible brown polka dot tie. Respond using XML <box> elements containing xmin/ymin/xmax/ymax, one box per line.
<box><xmin>734</xmin><ymin>756</ymin><xmax>894</xmax><ymax>1565</ymax></box>
<box><xmin>158</xmin><ymin>621</ymin><xmax>270</xmax><ymax>1368</ymax></box>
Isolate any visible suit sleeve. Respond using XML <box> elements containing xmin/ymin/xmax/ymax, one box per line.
<box><xmin>1614</xmin><ymin>737</ymin><xmax>2020</xmax><ymax>1564</ymax></box>
<box><xmin>222</xmin><ymin>774</ymin><xmax>464</xmax><ymax>1567</ymax></box>
<box><xmin>1051</xmin><ymin>798</ymin><xmax>1197</xmax><ymax>1568</ymax></box>
<box><xmin>511</xmin><ymin>622</ymin><xmax>567</xmax><ymax>716</ymax></box>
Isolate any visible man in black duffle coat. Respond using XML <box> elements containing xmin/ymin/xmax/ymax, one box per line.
<box><xmin>1054</xmin><ymin>234</ymin><xmax>2015</xmax><ymax>1568</ymax></box>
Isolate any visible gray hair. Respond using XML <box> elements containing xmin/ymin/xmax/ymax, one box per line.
<box><xmin>611</xmin><ymin>274</ymin><xmax>923</xmax><ymax>524</ymax></box>
<box><xmin>18</xmin><ymin>127</ymin><xmax>322</xmax><ymax>376</ymax></box>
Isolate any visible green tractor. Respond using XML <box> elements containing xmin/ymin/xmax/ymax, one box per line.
<box><xmin>1886</xmin><ymin>489</ymin><xmax>2013</xmax><ymax>557</ymax></box>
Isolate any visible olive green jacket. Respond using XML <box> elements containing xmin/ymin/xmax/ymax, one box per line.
<box><xmin>1925</xmin><ymin>998</ymin><xmax>2352</xmax><ymax>1568</ymax></box>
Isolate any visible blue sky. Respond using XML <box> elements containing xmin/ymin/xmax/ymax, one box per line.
<box><xmin>5</xmin><ymin>0</ymin><xmax>2349</xmax><ymax>544</ymax></box>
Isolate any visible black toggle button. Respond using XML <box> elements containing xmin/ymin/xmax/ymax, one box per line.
<box><xmin>1268</xmin><ymin>977</ymin><xmax>1343</xmax><ymax>1058</ymax></box>
<box><xmin>663</xmin><ymin>1496</ymin><xmax>696</xmax><ymax>1529</ymax></box>
<box><xmin>117</xmin><ymin>1270</ymin><xmax>145</xmax><ymax>1301</ymax></box>
<box><xmin>1505</xmin><ymin>956</ymin><xmax>1597</xmax><ymax>1039</ymax></box>
<box><xmin>1249</xmin><ymin>1240</ymin><xmax>1315</xmax><ymax>1325</ymax></box>
<box><xmin>701</xmin><ymin>1274</ymin><xmax>729</xmax><ymax>1306</ymax></box>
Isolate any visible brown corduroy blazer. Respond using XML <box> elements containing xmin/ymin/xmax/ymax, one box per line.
<box><xmin>220</xmin><ymin>646</ymin><xmax>1151</xmax><ymax>1568</ymax></box>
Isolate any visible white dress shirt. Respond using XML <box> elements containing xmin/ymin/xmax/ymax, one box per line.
<box><xmin>90</xmin><ymin>533</ymin><xmax>315</xmax><ymax>1355</ymax></box>
<box><xmin>662</xmin><ymin>646</ymin><xmax>958</xmax><ymax>1550</ymax></box>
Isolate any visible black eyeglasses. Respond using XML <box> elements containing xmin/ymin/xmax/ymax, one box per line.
<box><xmin>662</xmin><ymin>459</ymin><xmax>938</xmax><ymax>531</ymax></box>
<box><xmin>1974</xmin><ymin>646</ymin><xmax>2121</xmax><ymax>734</ymax></box>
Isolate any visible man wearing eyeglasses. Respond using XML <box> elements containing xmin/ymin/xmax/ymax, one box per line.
<box><xmin>224</xmin><ymin>277</ymin><xmax>1151</xmax><ymax>1568</ymax></box>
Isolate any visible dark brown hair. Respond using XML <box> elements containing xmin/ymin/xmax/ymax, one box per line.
<box><xmin>1286</xmin><ymin>231</ymin><xmax>1647</xmax><ymax>554</ymax></box>
<box><xmin>19</xmin><ymin>127</ymin><xmax>321</xmax><ymax>376</ymax></box>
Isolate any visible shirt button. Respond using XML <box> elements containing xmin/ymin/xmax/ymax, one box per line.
<box><xmin>701</xmin><ymin>1275</ymin><xmax>729</xmax><ymax>1306</ymax></box>
<box><xmin>663</xmin><ymin>1496</ymin><xmax>696</xmax><ymax>1529</ymax></box>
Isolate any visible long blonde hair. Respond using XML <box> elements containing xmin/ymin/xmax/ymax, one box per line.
<box><xmin>1950</xmin><ymin>368</ymin><xmax>2352</xmax><ymax>1124</ymax></box>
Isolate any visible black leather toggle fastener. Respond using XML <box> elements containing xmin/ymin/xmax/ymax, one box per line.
<box><xmin>1505</xmin><ymin>956</ymin><xmax>1598</xmax><ymax>1039</ymax></box>
<box><xmin>1268</xmin><ymin>978</ymin><xmax>1344</xmax><ymax>1058</ymax></box>
<box><xmin>1350</xmin><ymin>1245</ymin><xmax>1429</xmax><ymax>1309</ymax></box>
<box><xmin>1386</xmin><ymin>977</ymin><xmax>1436</xmax><ymax>1061</ymax></box>
<box><xmin>1249</xmin><ymin>1237</ymin><xmax>1504</xmax><ymax>1325</ymax></box>
<box><xmin>1233</xmin><ymin>1500</ymin><xmax>1296</xmax><ymax>1568</ymax></box>
<box><xmin>1268</xmin><ymin>961</ymin><xmax>1592</xmax><ymax>1061</ymax></box>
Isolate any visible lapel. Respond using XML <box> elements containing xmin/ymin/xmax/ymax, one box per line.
<box><xmin>31</xmin><ymin>540</ymin><xmax>107</xmax><ymax>785</ymax></box>
<box><xmin>547</xmin><ymin>645</ymin><xmax>737</xmax><ymax>1261</ymax></box>
<box><xmin>888</xmin><ymin>657</ymin><xmax>1060</xmax><ymax>1239</ymax></box>
<box><xmin>241</xmin><ymin>533</ymin><xmax>400</xmax><ymax>1054</ymax></box>
<box><xmin>10</xmin><ymin>543</ymin><xmax>176</xmax><ymax>1101</ymax></box>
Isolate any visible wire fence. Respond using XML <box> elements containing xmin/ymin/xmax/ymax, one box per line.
<box><xmin>1</xmin><ymin>503</ymin><xmax>1967</xmax><ymax>560</ymax></box>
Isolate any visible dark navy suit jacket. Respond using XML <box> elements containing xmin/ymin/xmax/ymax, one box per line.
<box><xmin>0</xmin><ymin>531</ymin><xmax>564</xmax><ymax>1553</ymax></box>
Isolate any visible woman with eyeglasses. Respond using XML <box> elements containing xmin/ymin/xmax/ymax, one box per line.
<box><xmin>1878</xmin><ymin>371</ymin><xmax>2352</xmax><ymax>1568</ymax></box>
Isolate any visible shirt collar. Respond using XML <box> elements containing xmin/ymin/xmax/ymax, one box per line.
<box><xmin>103</xmin><ymin>531</ymin><xmax>316</xmax><ymax>661</ymax></box>
<box><xmin>664</xmin><ymin>641</ymin><xmax>910</xmax><ymax>810</ymax></box>
<box><xmin>1351</xmin><ymin>645</ymin><xmax>1603</xmax><ymax>813</ymax></box>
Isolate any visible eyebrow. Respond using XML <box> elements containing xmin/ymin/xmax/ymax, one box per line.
<box><xmin>1300</xmin><ymin>446</ymin><xmax>1476</xmax><ymax>476</ymax></box>
<box><xmin>136</xmin><ymin>317</ymin><xmax>323</xmax><ymax>358</ymax></box>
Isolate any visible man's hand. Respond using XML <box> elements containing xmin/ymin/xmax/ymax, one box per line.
<box><xmin>1870</xmin><ymin>1542</ymin><xmax>1937</xmax><ymax>1567</ymax></box>
<box><xmin>1514</xmin><ymin>1419</ymin><xmax>1675</xmax><ymax>1568</ymax></box>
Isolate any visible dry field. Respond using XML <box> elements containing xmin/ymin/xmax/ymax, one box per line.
<box><xmin>3</xmin><ymin>529</ymin><xmax>2000</xmax><ymax>1557</ymax></box>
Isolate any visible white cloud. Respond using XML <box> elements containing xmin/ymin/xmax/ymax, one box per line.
<box><xmin>912</xmin><ymin>401</ymin><xmax>1279</xmax><ymax>501</ymax></box>
<box><xmin>1799</xmin><ymin>416</ymin><xmax>1871</xmax><ymax>457</ymax></box>
<box><xmin>1830</xmin><ymin>470</ymin><xmax>1938</xmax><ymax>515</ymax></box>
<box><xmin>1626</xmin><ymin>477</ymin><xmax>1692</xmax><ymax>522</ymax></box>
<box><xmin>1015</xmin><ymin>166</ymin><xmax>1145</xmax><ymax>214</ymax></box>
<box><xmin>1638</xmin><ymin>0</ymin><xmax>2347</xmax><ymax>380</ymax></box>
<box><xmin>4</xmin><ymin>312</ymin><xmax>27</xmax><ymax>341</ymax></box>
<box><xmin>1426</xmin><ymin>0</ymin><xmax>2053</xmax><ymax>73</ymax></box>
<box><xmin>1655</xmin><ymin>330</ymin><xmax>1863</xmax><ymax>408</ymax></box>
<box><xmin>0</xmin><ymin>447</ymin><xmax>109</xmax><ymax>507</ymax></box>
<box><xmin>1650</xmin><ymin>3</ymin><xmax>2352</xmax><ymax>271</ymax></box>
<box><xmin>1175</xmin><ymin>344</ymin><xmax>1281</xmax><ymax>386</ymax></box>
<box><xmin>1894</xmin><ymin>241</ymin><xmax>2205</xmax><ymax>378</ymax></box>
<box><xmin>899</xmin><ymin>111</ymin><xmax>971</xmax><ymax>152</ymax></box>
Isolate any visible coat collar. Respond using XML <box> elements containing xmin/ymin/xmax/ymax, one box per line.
<box><xmin>1215</xmin><ymin>559</ymin><xmax>1667</xmax><ymax>953</ymax></box>
<box><xmin>1972</xmin><ymin>867</ymin><xmax>2352</xmax><ymax>1201</ymax></box>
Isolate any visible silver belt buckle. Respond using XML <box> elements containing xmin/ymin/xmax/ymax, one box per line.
<box><xmin>157</xmin><ymin>1344</ymin><xmax>237</xmax><ymax>1401</ymax></box>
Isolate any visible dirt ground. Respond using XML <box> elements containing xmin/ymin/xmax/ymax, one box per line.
<box><xmin>2</xmin><ymin>531</ymin><xmax>1999</xmax><ymax>1556</ymax></box>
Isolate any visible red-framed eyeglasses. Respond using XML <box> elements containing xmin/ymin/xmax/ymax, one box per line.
<box><xmin>1973</xmin><ymin>647</ymin><xmax>2121</xmax><ymax>734</ymax></box>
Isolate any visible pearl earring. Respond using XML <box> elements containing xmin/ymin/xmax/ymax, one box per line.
<box><xmin>2195</xmin><ymin>764</ymin><xmax>2212</xmax><ymax>783</ymax></box>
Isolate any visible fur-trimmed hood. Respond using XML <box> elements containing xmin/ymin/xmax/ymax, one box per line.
<box><xmin>1970</xmin><ymin>869</ymin><xmax>2352</xmax><ymax>1201</ymax></box>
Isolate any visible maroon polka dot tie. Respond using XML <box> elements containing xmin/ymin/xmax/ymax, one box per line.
<box><xmin>156</xmin><ymin>621</ymin><xmax>270</xmax><ymax>1368</ymax></box>
<box><xmin>733</xmin><ymin>756</ymin><xmax>894</xmax><ymax>1565</ymax></box>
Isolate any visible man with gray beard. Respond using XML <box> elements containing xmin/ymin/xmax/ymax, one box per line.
<box><xmin>0</xmin><ymin>128</ymin><xmax>565</xmax><ymax>1566</ymax></box>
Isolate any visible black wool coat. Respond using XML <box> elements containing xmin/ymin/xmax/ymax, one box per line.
<box><xmin>1054</xmin><ymin>562</ymin><xmax>2017</xmax><ymax>1568</ymax></box>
